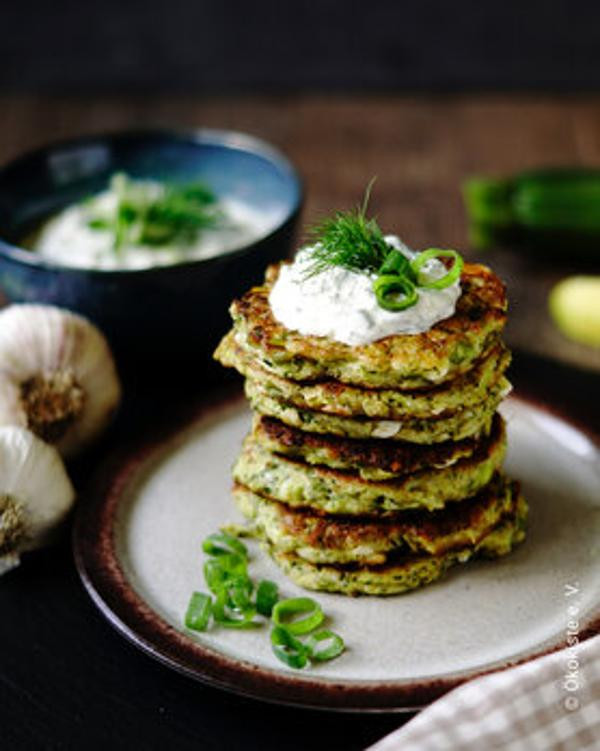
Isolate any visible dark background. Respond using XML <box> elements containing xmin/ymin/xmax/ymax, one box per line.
<box><xmin>3</xmin><ymin>0</ymin><xmax>600</xmax><ymax>93</ymax></box>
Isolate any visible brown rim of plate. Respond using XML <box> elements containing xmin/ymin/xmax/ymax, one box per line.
<box><xmin>73</xmin><ymin>388</ymin><xmax>600</xmax><ymax>714</ymax></box>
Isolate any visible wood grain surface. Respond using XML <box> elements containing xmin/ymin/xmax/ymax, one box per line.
<box><xmin>2</xmin><ymin>93</ymin><xmax>599</xmax><ymax>373</ymax></box>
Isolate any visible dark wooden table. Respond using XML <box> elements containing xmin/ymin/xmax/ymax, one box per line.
<box><xmin>1</xmin><ymin>95</ymin><xmax>599</xmax><ymax>751</ymax></box>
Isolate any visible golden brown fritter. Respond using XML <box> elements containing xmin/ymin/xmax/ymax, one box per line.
<box><xmin>245</xmin><ymin>376</ymin><xmax>508</xmax><ymax>444</ymax></box>
<box><xmin>233</xmin><ymin>473</ymin><xmax>518</xmax><ymax>564</ymax></box>
<box><xmin>252</xmin><ymin>413</ymin><xmax>503</xmax><ymax>479</ymax></box>
<box><xmin>233</xmin><ymin>415</ymin><xmax>506</xmax><ymax>514</ymax></box>
<box><xmin>268</xmin><ymin>494</ymin><xmax>528</xmax><ymax>596</ymax></box>
<box><xmin>217</xmin><ymin>333</ymin><xmax>511</xmax><ymax>420</ymax></box>
<box><xmin>221</xmin><ymin>262</ymin><xmax>507</xmax><ymax>389</ymax></box>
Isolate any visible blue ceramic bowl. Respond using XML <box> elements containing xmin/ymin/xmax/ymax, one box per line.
<box><xmin>0</xmin><ymin>129</ymin><xmax>303</xmax><ymax>381</ymax></box>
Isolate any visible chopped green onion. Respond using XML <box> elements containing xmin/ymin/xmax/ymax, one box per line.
<box><xmin>203</xmin><ymin>553</ymin><xmax>247</xmax><ymax>594</ymax></box>
<box><xmin>180</xmin><ymin>184</ymin><xmax>215</xmax><ymax>205</ymax></box>
<box><xmin>378</xmin><ymin>248</ymin><xmax>415</xmax><ymax>280</ymax></box>
<box><xmin>270</xmin><ymin>626</ymin><xmax>310</xmax><ymax>669</ymax></box>
<box><xmin>202</xmin><ymin>532</ymin><xmax>248</xmax><ymax>559</ymax></box>
<box><xmin>184</xmin><ymin>530</ymin><xmax>347</xmax><ymax>668</ymax></box>
<box><xmin>410</xmin><ymin>249</ymin><xmax>464</xmax><ymax>290</ymax></box>
<box><xmin>212</xmin><ymin>589</ymin><xmax>258</xmax><ymax>629</ymax></box>
<box><xmin>87</xmin><ymin>217</ymin><xmax>110</xmax><ymax>230</ymax></box>
<box><xmin>86</xmin><ymin>173</ymin><xmax>220</xmax><ymax>252</ymax></box>
<box><xmin>272</xmin><ymin>597</ymin><xmax>324</xmax><ymax>635</ymax></box>
<box><xmin>373</xmin><ymin>274</ymin><xmax>419</xmax><ymax>311</ymax></box>
<box><xmin>306</xmin><ymin>630</ymin><xmax>345</xmax><ymax>662</ymax></box>
<box><xmin>184</xmin><ymin>592</ymin><xmax>212</xmax><ymax>632</ymax></box>
<box><xmin>256</xmin><ymin>580</ymin><xmax>279</xmax><ymax>616</ymax></box>
<box><xmin>227</xmin><ymin>576</ymin><xmax>254</xmax><ymax>610</ymax></box>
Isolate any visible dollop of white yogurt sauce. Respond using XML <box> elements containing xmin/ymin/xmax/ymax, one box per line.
<box><xmin>268</xmin><ymin>236</ymin><xmax>461</xmax><ymax>345</ymax></box>
<box><xmin>30</xmin><ymin>185</ymin><xmax>282</xmax><ymax>271</ymax></box>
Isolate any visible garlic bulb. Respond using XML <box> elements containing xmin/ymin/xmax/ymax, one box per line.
<box><xmin>0</xmin><ymin>426</ymin><xmax>75</xmax><ymax>575</ymax></box>
<box><xmin>0</xmin><ymin>305</ymin><xmax>121</xmax><ymax>457</ymax></box>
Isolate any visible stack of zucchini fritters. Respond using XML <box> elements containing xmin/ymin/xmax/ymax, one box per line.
<box><xmin>214</xmin><ymin>261</ymin><xmax>527</xmax><ymax>596</ymax></box>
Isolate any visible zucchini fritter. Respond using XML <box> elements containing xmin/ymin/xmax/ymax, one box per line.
<box><xmin>233</xmin><ymin>473</ymin><xmax>518</xmax><ymax>565</ymax></box>
<box><xmin>252</xmin><ymin>413</ymin><xmax>502</xmax><ymax>480</ymax></box>
<box><xmin>226</xmin><ymin>262</ymin><xmax>507</xmax><ymax>389</ymax></box>
<box><xmin>245</xmin><ymin>376</ymin><xmax>508</xmax><ymax>444</ymax></box>
<box><xmin>233</xmin><ymin>416</ymin><xmax>506</xmax><ymax>514</ymax></box>
<box><xmin>216</xmin><ymin>334</ymin><xmax>511</xmax><ymax>420</ymax></box>
<box><xmin>268</xmin><ymin>494</ymin><xmax>528</xmax><ymax>596</ymax></box>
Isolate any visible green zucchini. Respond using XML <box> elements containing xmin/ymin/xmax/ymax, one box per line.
<box><xmin>463</xmin><ymin>168</ymin><xmax>600</xmax><ymax>252</ymax></box>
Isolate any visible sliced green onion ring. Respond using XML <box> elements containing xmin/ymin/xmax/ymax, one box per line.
<box><xmin>306</xmin><ymin>630</ymin><xmax>345</xmax><ymax>662</ymax></box>
<box><xmin>213</xmin><ymin>589</ymin><xmax>258</xmax><ymax>629</ymax></box>
<box><xmin>184</xmin><ymin>592</ymin><xmax>212</xmax><ymax>632</ymax></box>
<box><xmin>272</xmin><ymin>597</ymin><xmax>324</xmax><ymax>635</ymax></box>
<box><xmin>373</xmin><ymin>274</ymin><xmax>419</xmax><ymax>311</ymax></box>
<box><xmin>202</xmin><ymin>532</ymin><xmax>248</xmax><ymax>559</ymax></box>
<box><xmin>228</xmin><ymin>576</ymin><xmax>254</xmax><ymax>610</ymax></box>
<box><xmin>203</xmin><ymin>553</ymin><xmax>247</xmax><ymax>594</ymax></box>
<box><xmin>256</xmin><ymin>580</ymin><xmax>279</xmax><ymax>617</ymax></box>
<box><xmin>185</xmin><ymin>529</ymin><xmax>348</xmax><ymax>666</ymax></box>
<box><xmin>410</xmin><ymin>249</ymin><xmax>464</xmax><ymax>290</ymax></box>
<box><xmin>378</xmin><ymin>248</ymin><xmax>415</xmax><ymax>279</ymax></box>
<box><xmin>270</xmin><ymin>626</ymin><xmax>310</xmax><ymax>669</ymax></box>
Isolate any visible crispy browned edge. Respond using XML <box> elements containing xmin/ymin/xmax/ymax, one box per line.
<box><xmin>254</xmin><ymin>412</ymin><xmax>502</xmax><ymax>475</ymax></box>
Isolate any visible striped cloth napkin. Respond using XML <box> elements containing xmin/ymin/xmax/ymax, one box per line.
<box><xmin>367</xmin><ymin>634</ymin><xmax>600</xmax><ymax>751</ymax></box>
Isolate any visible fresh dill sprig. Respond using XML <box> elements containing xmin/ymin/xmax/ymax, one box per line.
<box><xmin>87</xmin><ymin>173</ymin><xmax>222</xmax><ymax>252</ymax></box>
<box><xmin>301</xmin><ymin>182</ymin><xmax>464</xmax><ymax>313</ymax></box>
<box><xmin>304</xmin><ymin>181</ymin><xmax>390</xmax><ymax>277</ymax></box>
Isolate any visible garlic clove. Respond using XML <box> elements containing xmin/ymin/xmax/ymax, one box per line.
<box><xmin>0</xmin><ymin>426</ymin><xmax>75</xmax><ymax>573</ymax></box>
<box><xmin>0</xmin><ymin>305</ymin><xmax>122</xmax><ymax>457</ymax></box>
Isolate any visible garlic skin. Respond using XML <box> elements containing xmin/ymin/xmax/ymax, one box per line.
<box><xmin>0</xmin><ymin>426</ymin><xmax>75</xmax><ymax>574</ymax></box>
<box><xmin>0</xmin><ymin>305</ymin><xmax>121</xmax><ymax>457</ymax></box>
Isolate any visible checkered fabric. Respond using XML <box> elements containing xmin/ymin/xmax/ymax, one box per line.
<box><xmin>367</xmin><ymin>634</ymin><xmax>600</xmax><ymax>751</ymax></box>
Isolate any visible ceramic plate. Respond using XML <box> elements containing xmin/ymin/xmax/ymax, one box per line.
<box><xmin>74</xmin><ymin>392</ymin><xmax>600</xmax><ymax>712</ymax></box>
